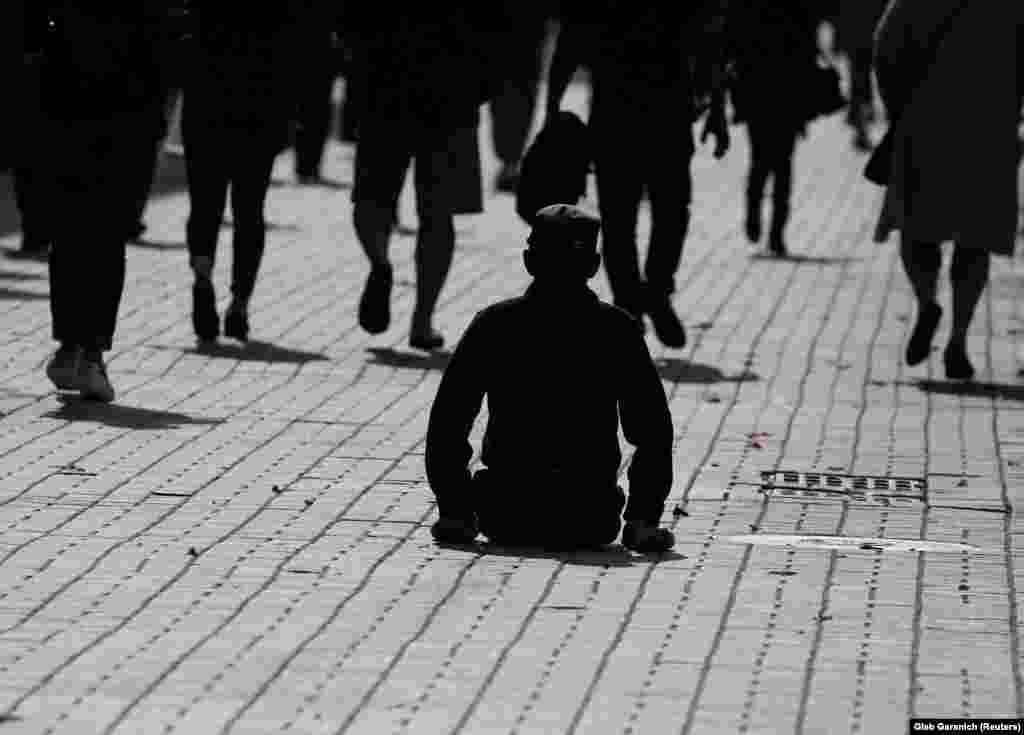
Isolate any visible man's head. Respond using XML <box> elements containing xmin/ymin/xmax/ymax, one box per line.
<box><xmin>524</xmin><ymin>204</ymin><xmax>601</xmax><ymax>284</ymax></box>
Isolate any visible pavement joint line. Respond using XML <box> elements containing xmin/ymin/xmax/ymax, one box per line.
<box><xmin>1</xmin><ymin>368</ymin><xmax>433</xmax><ymax>724</ymax></box>
<box><xmin>451</xmin><ymin>562</ymin><xmax>566</xmax><ymax>735</ymax></box>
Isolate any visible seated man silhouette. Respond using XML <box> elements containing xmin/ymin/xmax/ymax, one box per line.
<box><xmin>425</xmin><ymin>204</ymin><xmax>675</xmax><ymax>552</ymax></box>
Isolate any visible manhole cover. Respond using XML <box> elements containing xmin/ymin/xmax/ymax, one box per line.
<box><xmin>760</xmin><ymin>470</ymin><xmax>926</xmax><ymax>506</ymax></box>
<box><xmin>727</xmin><ymin>534</ymin><xmax>978</xmax><ymax>553</ymax></box>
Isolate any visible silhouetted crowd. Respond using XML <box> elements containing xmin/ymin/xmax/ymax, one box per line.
<box><xmin>4</xmin><ymin>0</ymin><xmax>1022</xmax><ymax>550</ymax></box>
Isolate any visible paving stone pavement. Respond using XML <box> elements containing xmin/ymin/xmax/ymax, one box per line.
<box><xmin>0</xmin><ymin>95</ymin><xmax>1023</xmax><ymax>735</ymax></box>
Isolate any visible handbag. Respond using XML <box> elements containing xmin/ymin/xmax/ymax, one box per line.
<box><xmin>864</xmin><ymin>0</ymin><xmax>969</xmax><ymax>186</ymax></box>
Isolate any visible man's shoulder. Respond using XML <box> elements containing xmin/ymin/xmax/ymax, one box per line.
<box><xmin>474</xmin><ymin>294</ymin><xmax>531</xmax><ymax>323</ymax></box>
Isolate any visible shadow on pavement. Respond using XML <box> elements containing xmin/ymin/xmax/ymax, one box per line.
<box><xmin>269</xmin><ymin>176</ymin><xmax>351</xmax><ymax>191</ymax></box>
<box><xmin>750</xmin><ymin>252</ymin><xmax>861</xmax><ymax>265</ymax></box>
<box><xmin>46</xmin><ymin>395</ymin><xmax>223</xmax><ymax>429</ymax></box>
<box><xmin>655</xmin><ymin>359</ymin><xmax>760</xmax><ymax>384</ymax></box>
<box><xmin>0</xmin><ymin>284</ymin><xmax>47</xmax><ymax>301</ymax></box>
<box><xmin>912</xmin><ymin>379</ymin><xmax>1024</xmax><ymax>402</ymax></box>
<box><xmin>221</xmin><ymin>219</ymin><xmax>303</xmax><ymax>233</ymax></box>
<box><xmin>0</xmin><ymin>267</ymin><xmax>44</xmax><ymax>280</ymax></box>
<box><xmin>365</xmin><ymin>347</ymin><xmax>452</xmax><ymax>371</ymax></box>
<box><xmin>129</xmin><ymin>238</ymin><xmax>186</xmax><ymax>251</ymax></box>
<box><xmin>476</xmin><ymin>543</ymin><xmax>686</xmax><ymax>567</ymax></box>
<box><xmin>188</xmin><ymin>339</ymin><xmax>329</xmax><ymax>364</ymax></box>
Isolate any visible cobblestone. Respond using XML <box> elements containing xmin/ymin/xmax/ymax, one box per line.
<box><xmin>0</xmin><ymin>93</ymin><xmax>1021</xmax><ymax>734</ymax></box>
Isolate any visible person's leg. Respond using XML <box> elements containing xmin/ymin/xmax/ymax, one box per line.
<box><xmin>409</xmin><ymin>134</ymin><xmax>456</xmax><ymax>348</ymax></box>
<box><xmin>847</xmin><ymin>46</ymin><xmax>874</xmax><ymax>151</ymax></box>
<box><xmin>294</xmin><ymin>66</ymin><xmax>336</xmax><ymax>180</ymax></box>
<box><xmin>52</xmin><ymin>120</ymin><xmax>141</xmax><ymax>401</ymax></box>
<box><xmin>352</xmin><ymin>120</ymin><xmax>412</xmax><ymax>334</ymax></box>
<box><xmin>13</xmin><ymin>165</ymin><xmax>53</xmax><ymax>254</ymax></box>
<box><xmin>643</xmin><ymin>128</ymin><xmax>693</xmax><ymax>348</ymax></box>
<box><xmin>945</xmin><ymin>244</ymin><xmax>989</xmax><ymax>380</ymax></box>
<box><xmin>183</xmin><ymin>104</ymin><xmax>231</xmax><ymax>341</ymax></box>
<box><xmin>593</xmin><ymin>116</ymin><xmax>645</xmax><ymax>324</ymax></box>
<box><xmin>767</xmin><ymin>125</ymin><xmax>799</xmax><ymax>255</ymax></box>
<box><xmin>745</xmin><ymin>121</ymin><xmax>771</xmax><ymax>244</ymax></box>
<box><xmin>900</xmin><ymin>238</ymin><xmax>943</xmax><ymax>366</ymax></box>
<box><xmin>224</xmin><ymin>131</ymin><xmax>278</xmax><ymax>341</ymax></box>
<box><xmin>490</xmin><ymin>18</ymin><xmax>545</xmax><ymax>190</ymax></box>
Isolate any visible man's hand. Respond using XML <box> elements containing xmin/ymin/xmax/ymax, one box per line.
<box><xmin>700</xmin><ymin>105</ymin><xmax>731</xmax><ymax>159</ymax></box>
<box><xmin>622</xmin><ymin>521</ymin><xmax>675</xmax><ymax>553</ymax></box>
<box><xmin>431</xmin><ymin>515</ymin><xmax>478</xmax><ymax>545</ymax></box>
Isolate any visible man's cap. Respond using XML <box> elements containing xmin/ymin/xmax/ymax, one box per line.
<box><xmin>527</xmin><ymin>204</ymin><xmax>601</xmax><ymax>253</ymax></box>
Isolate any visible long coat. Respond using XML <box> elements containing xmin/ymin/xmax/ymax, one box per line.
<box><xmin>872</xmin><ymin>0</ymin><xmax>1020</xmax><ymax>253</ymax></box>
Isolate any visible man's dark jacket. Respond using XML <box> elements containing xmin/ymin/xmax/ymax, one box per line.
<box><xmin>426</xmin><ymin>284</ymin><xmax>674</xmax><ymax>526</ymax></box>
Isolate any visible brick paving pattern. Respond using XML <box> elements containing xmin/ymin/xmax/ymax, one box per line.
<box><xmin>0</xmin><ymin>98</ymin><xmax>1022</xmax><ymax>734</ymax></box>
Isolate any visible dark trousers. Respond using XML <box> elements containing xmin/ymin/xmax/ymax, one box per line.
<box><xmin>593</xmin><ymin>112</ymin><xmax>694</xmax><ymax>313</ymax></box>
<box><xmin>13</xmin><ymin>164</ymin><xmax>53</xmax><ymax>247</ymax></box>
<box><xmin>47</xmin><ymin>114</ymin><xmax>152</xmax><ymax>351</ymax></box>
<box><xmin>183</xmin><ymin>108</ymin><xmax>279</xmax><ymax>307</ymax></box>
<box><xmin>128</xmin><ymin>137</ymin><xmax>162</xmax><ymax>228</ymax></box>
<box><xmin>490</xmin><ymin>19</ymin><xmax>546</xmax><ymax>166</ymax></box>
<box><xmin>294</xmin><ymin>66</ymin><xmax>336</xmax><ymax>177</ymax></box>
<box><xmin>472</xmin><ymin>469</ymin><xmax>624</xmax><ymax>548</ymax></box>
<box><xmin>746</xmin><ymin>119</ymin><xmax>799</xmax><ymax>235</ymax></box>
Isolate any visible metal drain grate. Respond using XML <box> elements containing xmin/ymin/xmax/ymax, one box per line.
<box><xmin>759</xmin><ymin>470</ymin><xmax>927</xmax><ymax>505</ymax></box>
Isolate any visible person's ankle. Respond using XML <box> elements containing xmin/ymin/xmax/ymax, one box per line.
<box><xmin>82</xmin><ymin>348</ymin><xmax>104</xmax><ymax>364</ymax></box>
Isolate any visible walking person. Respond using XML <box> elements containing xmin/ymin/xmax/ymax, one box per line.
<box><xmin>11</xmin><ymin>2</ymin><xmax>57</xmax><ymax>260</ymax></box>
<box><xmin>834</xmin><ymin>0</ymin><xmax>889</xmax><ymax>151</ymax></box>
<box><xmin>345</xmin><ymin>3</ymin><xmax>500</xmax><ymax>351</ymax></box>
<box><xmin>729</xmin><ymin>0</ymin><xmax>824</xmax><ymax>257</ymax></box>
<box><xmin>292</xmin><ymin>1</ymin><xmax>338</xmax><ymax>184</ymax></box>
<box><xmin>490</xmin><ymin>5</ymin><xmax>549</xmax><ymax>193</ymax></box>
<box><xmin>182</xmin><ymin>1</ymin><xmax>299</xmax><ymax>344</ymax></box>
<box><xmin>546</xmin><ymin>0</ymin><xmax>732</xmax><ymax>349</ymax></box>
<box><xmin>426</xmin><ymin>204</ymin><xmax>675</xmax><ymax>552</ymax></box>
<box><xmin>39</xmin><ymin>0</ymin><xmax>171</xmax><ymax>402</ymax></box>
<box><xmin>871</xmin><ymin>0</ymin><xmax>1021</xmax><ymax>380</ymax></box>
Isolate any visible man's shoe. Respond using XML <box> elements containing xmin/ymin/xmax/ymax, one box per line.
<box><xmin>622</xmin><ymin>522</ymin><xmax>675</xmax><ymax>553</ymax></box>
<box><xmin>943</xmin><ymin>342</ymin><xmax>975</xmax><ymax>381</ymax></box>
<box><xmin>409</xmin><ymin>330</ymin><xmax>444</xmax><ymax>351</ymax></box>
<box><xmin>646</xmin><ymin>297</ymin><xmax>686</xmax><ymax>349</ymax></box>
<box><xmin>431</xmin><ymin>516</ymin><xmax>478</xmax><ymax>545</ymax></box>
<box><xmin>358</xmin><ymin>263</ymin><xmax>393</xmax><ymax>334</ymax></box>
<box><xmin>46</xmin><ymin>346</ymin><xmax>82</xmax><ymax>390</ymax></box>
<box><xmin>223</xmin><ymin>303</ymin><xmax>249</xmax><ymax>342</ymax></box>
<box><xmin>77</xmin><ymin>355</ymin><xmax>115</xmax><ymax>403</ymax></box>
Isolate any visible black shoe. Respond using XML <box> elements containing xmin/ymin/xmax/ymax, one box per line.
<box><xmin>223</xmin><ymin>306</ymin><xmax>249</xmax><ymax>342</ymax></box>
<box><xmin>768</xmin><ymin>235</ymin><xmax>788</xmax><ymax>257</ymax></box>
<box><xmin>409</xmin><ymin>330</ymin><xmax>444</xmax><ymax>351</ymax></box>
<box><xmin>646</xmin><ymin>296</ymin><xmax>686</xmax><ymax>349</ymax></box>
<box><xmin>358</xmin><ymin>263</ymin><xmax>393</xmax><ymax>334</ymax></box>
<box><xmin>431</xmin><ymin>516</ymin><xmax>478</xmax><ymax>545</ymax></box>
<box><xmin>192</xmin><ymin>277</ymin><xmax>219</xmax><ymax>342</ymax></box>
<box><xmin>943</xmin><ymin>342</ymin><xmax>974</xmax><ymax>381</ymax></box>
<box><xmin>622</xmin><ymin>522</ymin><xmax>675</xmax><ymax>553</ymax></box>
<box><xmin>906</xmin><ymin>302</ymin><xmax>942</xmax><ymax>366</ymax></box>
